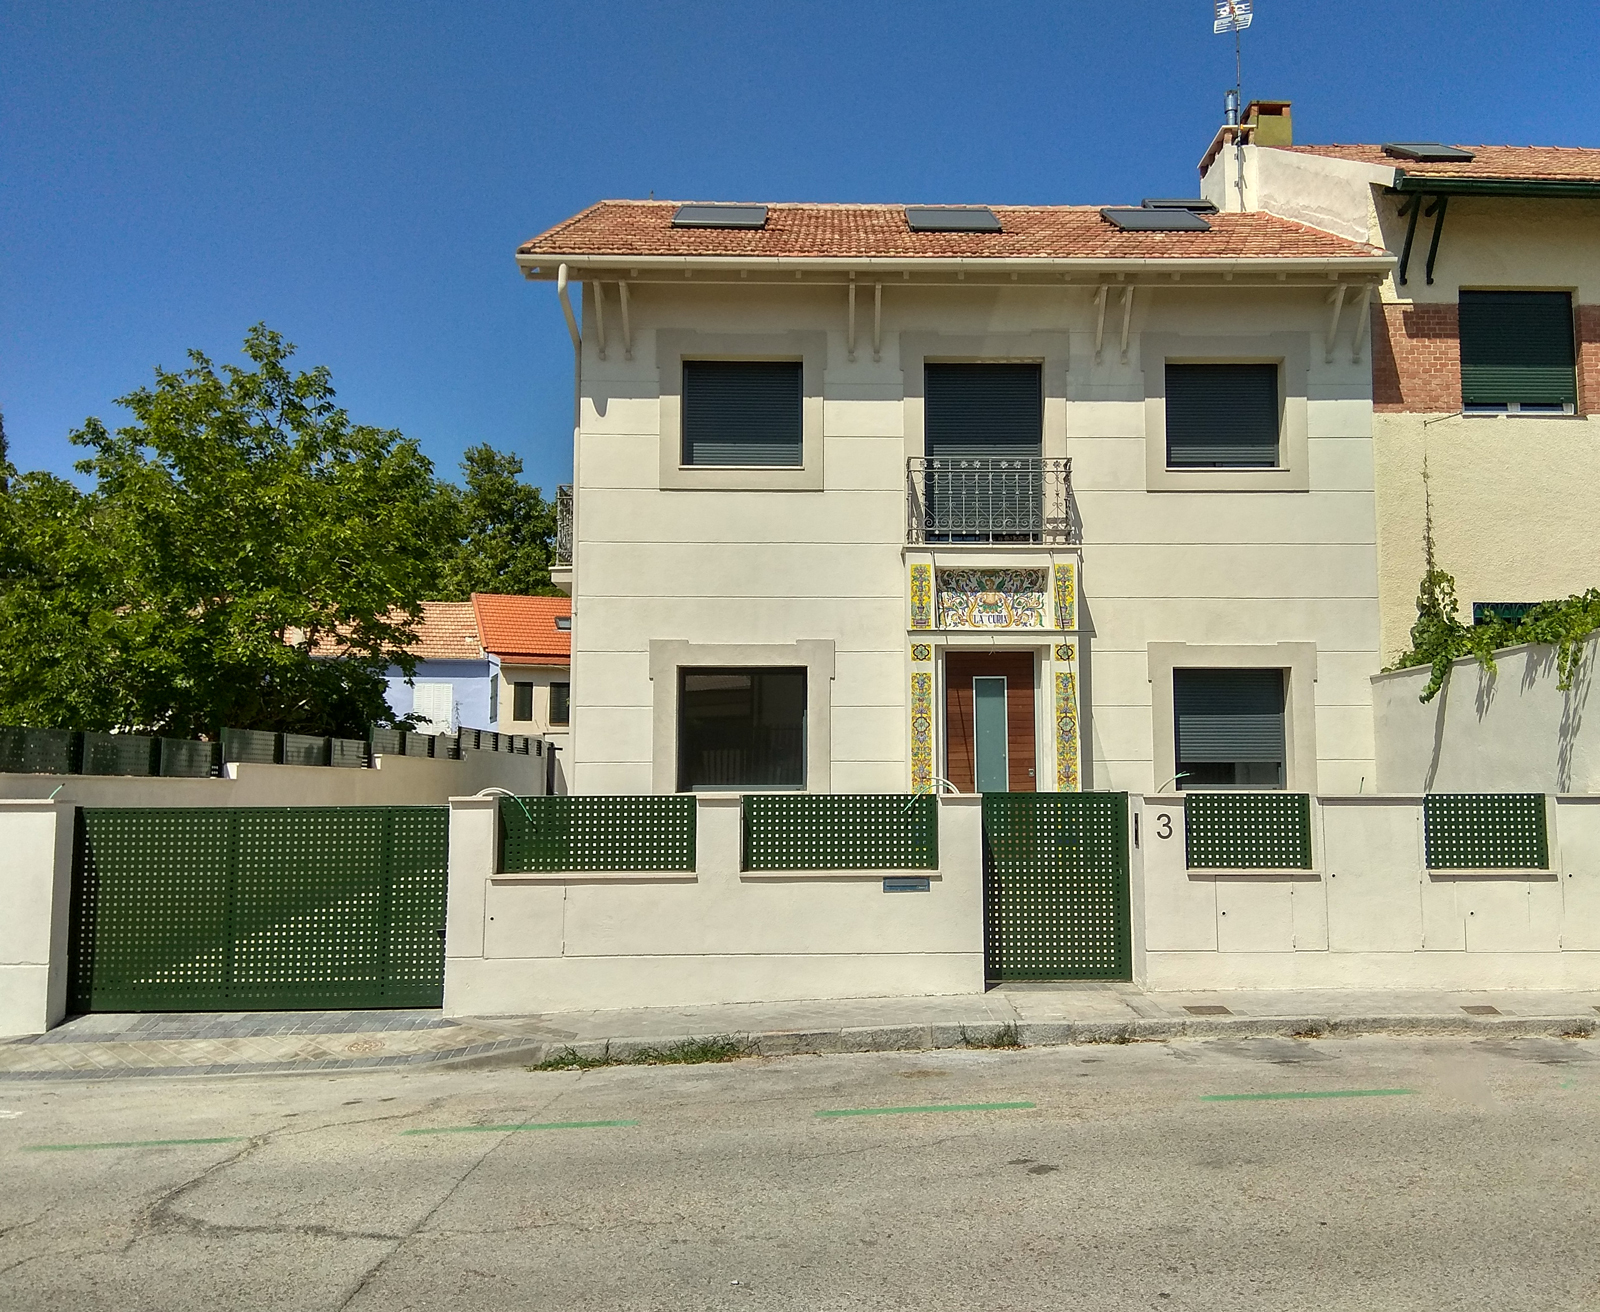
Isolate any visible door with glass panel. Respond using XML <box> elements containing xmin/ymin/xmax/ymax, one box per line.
<box><xmin>944</xmin><ymin>652</ymin><xmax>1036</xmax><ymax>793</ymax></box>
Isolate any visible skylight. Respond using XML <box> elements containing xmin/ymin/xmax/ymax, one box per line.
<box><xmin>1141</xmin><ymin>198</ymin><xmax>1218</xmax><ymax>213</ymax></box>
<box><xmin>1100</xmin><ymin>207</ymin><xmax>1212</xmax><ymax>232</ymax></box>
<box><xmin>1382</xmin><ymin>143</ymin><xmax>1477</xmax><ymax>163</ymax></box>
<box><xmin>555</xmin><ymin>616</ymin><xmax>572</xmax><ymax>630</ymax></box>
<box><xmin>671</xmin><ymin>204</ymin><xmax>769</xmax><ymax>229</ymax></box>
<box><xmin>904</xmin><ymin>206</ymin><xmax>1002</xmax><ymax>233</ymax></box>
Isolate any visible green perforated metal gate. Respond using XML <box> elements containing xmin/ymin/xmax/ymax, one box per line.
<box><xmin>982</xmin><ymin>792</ymin><xmax>1131</xmax><ymax>982</ymax></box>
<box><xmin>68</xmin><ymin>807</ymin><xmax>449</xmax><ymax>1013</ymax></box>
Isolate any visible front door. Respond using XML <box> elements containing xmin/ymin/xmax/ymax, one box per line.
<box><xmin>945</xmin><ymin>652</ymin><xmax>1036</xmax><ymax>792</ymax></box>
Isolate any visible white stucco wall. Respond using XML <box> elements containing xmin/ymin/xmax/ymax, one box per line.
<box><xmin>1136</xmin><ymin>792</ymin><xmax>1600</xmax><ymax>990</ymax></box>
<box><xmin>1372</xmin><ymin>637</ymin><xmax>1600</xmax><ymax>794</ymax></box>
<box><xmin>567</xmin><ymin>277</ymin><xmax>1382</xmax><ymax>797</ymax></box>
<box><xmin>443</xmin><ymin>793</ymin><xmax>986</xmax><ymax>1014</ymax></box>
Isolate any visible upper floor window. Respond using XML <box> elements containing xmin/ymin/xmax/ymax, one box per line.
<box><xmin>1165</xmin><ymin>363</ymin><xmax>1280</xmax><ymax>468</ymax></box>
<box><xmin>549</xmin><ymin>682</ymin><xmax>570</xmax><ymax>726</ymax></box>
<box><xmin>681</xmin><ymin>361</ymin><xmax>802</xmax><ymax>466</ymax></box>
<box><xmin>1459</xmin><ymin>291</ymin><xmax>1576</xmax><ymax>413</ymax></box>
<box><xmin>924</xmin><ymin>363</ymin><xmax>1042</xmax><ymax>458</ymax></box>
<box><xmin>512</xmin><ymin>681</ymin><xmax>534</xmax><ymax>722</ymax></box>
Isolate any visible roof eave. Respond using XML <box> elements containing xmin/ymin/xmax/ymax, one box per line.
<box><xmin>514</xmin><ymin>252</ymin><xmax>1394</xmax><ymax>278</ymax></box>
<box><xmin>1392</xmin><ymin>175</ymin><xmax>1600</xmax><ymax>198</ymax></box>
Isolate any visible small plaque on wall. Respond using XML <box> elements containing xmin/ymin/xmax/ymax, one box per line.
<box><xmin>883</xmin><ymin>877</ymin><xmax>932</xmax><ymax>893</ymax></box>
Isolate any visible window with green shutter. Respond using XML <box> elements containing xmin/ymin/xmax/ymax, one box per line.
<box><xmin>1174</xmin><ymin>668</ymin><xmax>1286</xmax><ymax>789</ymax></box>
<box><xmin>682</xmin><ymin>361</ymin><xmax>803</xmax><ymax>466</ymax></box>
<box><xmin>924</xmin><ymin>363</ymin><xmax>1043</xmax><ymax>459</ymax></box>
<box><xmin>1459</xmin><ymin>291</ymin><xmax>1576</xmax><ymax>411</ymax></box>
<box><xmin>1165</xmin><ymin>363</ymin><xmax>1280</xmax><ymax>467</ymax></box>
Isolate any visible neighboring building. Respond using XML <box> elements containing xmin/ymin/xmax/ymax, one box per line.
<box><xmin>519</xmin><ymin>197</ymin><xmax>1392</xmax><ymax>797</ymax></box>
<box><xmin>476</xmin><ymin>592</ymin><xmax>572</xmax><ymax>792</ymax></box>
<box><xmin>1200</xmin><ymin>102</ymin><xmax>1600</xmax><ymax>661</ymax></box>
<box><xmin>383</xmin><ymin>596</ymin><xmax>571</xmax><ymax>760</ymax></box>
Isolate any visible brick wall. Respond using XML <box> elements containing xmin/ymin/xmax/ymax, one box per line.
<box><xmin>1374</xmin><ymin>300</ymin><xmax>1600</xmax><ymax>414</ymax></box>
<box><xmin>1371</xmin><ymin>303</ymin><xmax>1460</xmax><ymax>413</ymax></box>
<box><xmin>1579</xmin><ymin>305</ymin><xmax>1600</xmax><ymax>416</ymax></box>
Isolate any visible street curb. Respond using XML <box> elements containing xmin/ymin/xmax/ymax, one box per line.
<box><xmin>509</xmin><ymin>1012</ymin><xmax>1598</xmax><ymax>1067</ymax></box>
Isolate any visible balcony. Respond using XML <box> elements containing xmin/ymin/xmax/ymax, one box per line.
<box><xmin>906</xmin><ymin>457</ymin><xmax>1074</xmax><ymax>545</ymax></box>
<box><xmin>554</xmin><ymin>483</ymin><xmax>573</xmax><ymax>567</ymax></box>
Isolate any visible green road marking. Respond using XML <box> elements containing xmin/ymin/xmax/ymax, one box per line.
<box><xmin>23</xmin><ymin>1136</ymin><xmax>247</xmax><ymax>1152</ymax></box>
<box><xmin>402</xmin><ymin>1119</ymin><xmax>638</xmax><ymax>1136</ymax></box>
<box><xmin>816</xmin><ymin>1101</ymin><xmax>1036</xmax><ymax>1118</ymax></box>
<box><xmin>1201</xmin><ymin>1089</ymin><xmax>1416</xmax><ymax>1103</ymax></box>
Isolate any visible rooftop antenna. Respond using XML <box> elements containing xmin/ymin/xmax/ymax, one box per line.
<box><xmin>1214</xmin><ymin>1</ymin><xmax>1254</xmax><ymax>210</ymax></box>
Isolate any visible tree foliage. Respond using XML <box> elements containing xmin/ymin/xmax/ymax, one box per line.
<box><xmin>0</xmin><ymin>326</ymin><xmax>453</xmax><ymax>736</ymax></box>
<box><xmin>432</xmin><ymin>443</ymin><xmax>559</xmax><ymax>600</ymax></box>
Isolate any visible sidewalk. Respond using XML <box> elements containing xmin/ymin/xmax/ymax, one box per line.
<box><xmin>3</xmin><ymin>985</ymin><xmax>1598</xmax><ymax>1080</ymax></box>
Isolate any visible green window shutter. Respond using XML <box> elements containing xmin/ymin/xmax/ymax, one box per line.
<box><xmin>1174</xmin><ymin>669</ymin><xmax>1286</xmax><ymax>763</ymax></box>
<box><xmin>682</xmin><ymin>361</ymin><xmax>803</xmax><ymax>466</ymax></box>
<box><xmin>1166</xmin><ymin>363</ymin><xmax>1280</xmax><ymax>467</ymax></box>
<box><xmin>924</xmin><ymin>363</ymin><xmax>1043</xmax><ymax>459</ymax></box>
<box><xmin>1459</xmin><ymin>291</ymin><xmax>1576</xmax><ymax>406</ymax></box>
<box><xmin>549</xmin><ymin>682</ymin><xmax>570</xmax><ymax>726</ymax></box>
<box><xmin>512</xmin><ymin>682</ymin><xmax>534</xmax><ymax>721</ymax></box>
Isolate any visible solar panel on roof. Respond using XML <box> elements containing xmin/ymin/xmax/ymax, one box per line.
<box><xmin>671</xmin><ymin>203</ymin><xmax>769</xmax><ymax>229</ymax></box>
<box><xmin>1100</xmin><ymin>207</ymin><xmax>1212</xmax><ymax>232</ymax></box>
<box><xmin>904</xmin><ymin>206</ymin><xmax>1002</xmax><ymax>233</ymax></box>
<box><xmin>1382</xmin><ymin>143</ymin><xmax>1477</xmax><ymax>162</ymax></box>
<box><xmin>1141</xmin><ymin>198</ymin><xmax>1218</xmax><ymax>213</ymax></box>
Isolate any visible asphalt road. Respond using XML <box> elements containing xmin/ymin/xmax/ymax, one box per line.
<box><xmin>2</xmin><ymin>1034</ymin><xmax>1598</xmax><ymax>1310</ymax></box>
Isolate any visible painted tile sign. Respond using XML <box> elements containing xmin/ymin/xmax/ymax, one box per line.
<box><xmin>936</xmin><ymin>569</ymin><xmax>1047</xmax><ymax>629</ymax></box>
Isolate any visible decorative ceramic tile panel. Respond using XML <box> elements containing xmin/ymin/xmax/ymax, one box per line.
<box><xmin>909</xmin><ymin>564</ymin><xmax>933</xmax><ymax>630</ymax></box>
<box><xmin>910</xmin><ymin>671</ymin><xmax>934</xmax><ymax>793</ymax></box>
<box><xmin>1054</xmin><ymin>669</ymin><xmax>1080</xmax><ymax>792</ymax></box>
<box><xmin>911</xmin><ymin>644</ymin><xmax>932</xmax><ymax>662</ymax></box>
<box><xmin>1054</xmin><ymin>643</ymin><xmax>1074</xmax><ymax>661</ymax></box>
<box><xmin>1054</xmin><ymin>562</ymin><xmax>1077</xmax><ymax>631</ymax></box>
<box><xmin>935</xmin><ymin>568</ymin><xmax>1047</xmax><ymax>629</ymax></box>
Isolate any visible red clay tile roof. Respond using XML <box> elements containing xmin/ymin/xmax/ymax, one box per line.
<box><xmin>518</xmin><ymin>201</ymin><xmax>1388</xmax><ymax>262</ymax></box>
<box><xmin>472</xmin><ymin>593</ymin><xmax>571</xmax><ymax>664</ymax></box>
<box><xmin>1278</xmin><ymin>144</ymin><xmax>1600</xmax><ymax>182</ymax></box>
<box><xmin>403</xmin><ymin>601</ymin><xmax>482</xmax><ymax>661</ymax></box>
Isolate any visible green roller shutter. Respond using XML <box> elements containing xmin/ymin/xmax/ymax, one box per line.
<box><xmin>1174</xmin><ymin>668</ymin><xmax>1286</xmax><ymax>763</ymax></box>
<box><xmin>1459</xmin><ymin>291</ymin><xmax>1576</xmax><ymax>407</ymax></box>
<box><xmin>1165</xmin><ymin>363</ymin><xmax>1280</xmax><ymax>467</ymax></box>
<box><xmin>924</xmin><ymin>363</ymin><xmax>1043</xmax><ymax>459</ymax></box>
<box><xmin>682</xmin><ymin>361</ymin><xmax>803</xmax><ymax>466</ymax></box>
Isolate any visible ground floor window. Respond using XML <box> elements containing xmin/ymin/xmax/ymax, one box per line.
<box><xmin>678</xmin><ymin>667</ymin><xmax>805</xmax><ymax>791</ymax></box>
<box><xmin>549</xmin><ymin>682</ymin><xmax>570</xmax><ymax>726</ymax></box>
<box><xmin>1173</xmin><ymin>667</ymin><xmax>1285</xmax><ymax>789</ymax></box>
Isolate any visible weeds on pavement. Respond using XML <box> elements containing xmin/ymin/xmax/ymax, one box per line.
<box><xmin>531</xmin><ymin>1035</ymin><xmax>756</xmax><ymax>1071</ymax></box>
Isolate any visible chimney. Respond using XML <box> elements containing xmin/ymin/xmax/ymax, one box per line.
<box><xmin>1244</xmin><ymin>99</ymin><xmax>1292</xmax><ymax>147</ymax></box>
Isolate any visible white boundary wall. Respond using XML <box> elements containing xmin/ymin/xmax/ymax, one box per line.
<box><xmin>1135</xmin><ymin>793</ymin><xmax>1600</xmax><ymax>990</ymax></box>
<box><xmin>443</xmin><ymin>794</ymin><xmax>986</xmax><ymax>1015</ymax></box>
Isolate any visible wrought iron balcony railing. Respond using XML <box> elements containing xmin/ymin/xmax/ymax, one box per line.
<box><xmin>906</xmin><ymin>457</ymin><xmax>1074</xmax><ymax>545</ymax></box>
<box><xmin>554</xmin><ymin>483</ymin><xmax>573</xmax><ymax>567</ymax></box>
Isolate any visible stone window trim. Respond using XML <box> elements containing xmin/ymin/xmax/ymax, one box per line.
<box><xmin>656</xmin><ymin>330</ymin><xmax>828</xmax><ymax>491</ymax></box>
<box><xmin>648</xmin><ymin>639</ymin><xmax>835</xmax><ymax>794</ymax></box>
<box><xmin>899</xmin><ymin>332</ymin><xmax>1071</xmax><ymax>463</ymax></box>
<box><xmin>1147</xmin><ymin>642</ymin><xmax>1319</xmax><ymax>794</ymax></box>
<box><xmin>1141</xmin><ymin>332</ymin><xmax>1311</xmax><ymax>492</ymax></box>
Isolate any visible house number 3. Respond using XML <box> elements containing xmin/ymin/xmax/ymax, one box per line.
<box><xmin>1154</xmin><ymin>813</ymin><xmax>1173</xmax><ymax>840</ymax></box>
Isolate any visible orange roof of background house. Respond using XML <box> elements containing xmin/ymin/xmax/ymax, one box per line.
<box><xmin>472</xmin><ymin>593</ymin><xmax>570</xmax><ymax>665</ymax></box>
<box><xmin>517</xmin><ymin>201</ymin><xmax>1389</xmax><ymax>263</ymax></box>
<box><xmin>1277</xmin><ymin>144</ymin><xmax>1600</xmax><ymax>182</ymax></box>
<box><xmin>401</xmin><ymin>601</ymin><xmax>483</xmax><ymax>661</ymax></box>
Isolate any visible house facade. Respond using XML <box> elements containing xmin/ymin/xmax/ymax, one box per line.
<box><xmin>1200</xmin><ymin>104</ymin><xmax>1600</xmax><ymax>661</ymax></box>
<box><xmin>476</xmin><ymin>592</ymin><xmax>572</xmax><ymax>793</ymax></box>
<box><xmin>520</xmin><ymin>199</ymin><xmax>1392</xmax><ymax>799</ymax></box>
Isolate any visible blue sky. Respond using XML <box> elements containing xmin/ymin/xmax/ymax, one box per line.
<box><xmin>3</xmin><ymin>1</ymin><xmax>1596</xmax><ymax>496</ymax></box>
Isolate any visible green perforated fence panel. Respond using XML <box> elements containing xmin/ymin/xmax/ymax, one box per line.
<box><xmin>1425</xmin><ymin>793</ymin><xmax>1548</xmax><ymax>869</ymax></box>
<box><xmin>742</xmin><ymin>794</ymin><xmax>939</xmax><ymax>871</ymax></box>
<box><xmin>499</xmin><ymin>796</ymin><xmax>697</xmax><ymax>872</ymax></box>
<box><xmin>68</xmin><ymin>806</ymin><xmax>449</xmax><ymax>1012</ymax></box>
<box><xmin>1184</xmin><ymin>793</ymin><xmax>1312</xmax><ymax>869</ymax></box>
<box><xmin>0</xmin><ymin>727</ymin><xmax>81</xmax><ymax>774</ymax></box>
<box><xmin>982</xmin><ymin>793</ymin><xmax>1131</xmax><ymax>982</ymax></box>
<box><xmin>81</xmin><ymin>732</ymin><xmax>160</xmax><ymax>777</ymax></box>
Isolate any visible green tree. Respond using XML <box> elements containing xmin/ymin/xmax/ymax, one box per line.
<box><xmin>434</xmin><ymin>443</ymin><xmax>559</xmax><ymax>599</ymax></box>
<box><xmin>0</xmin><ymin>325</ymin><xmax>452</xmax><ymax>736</ymax></box>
